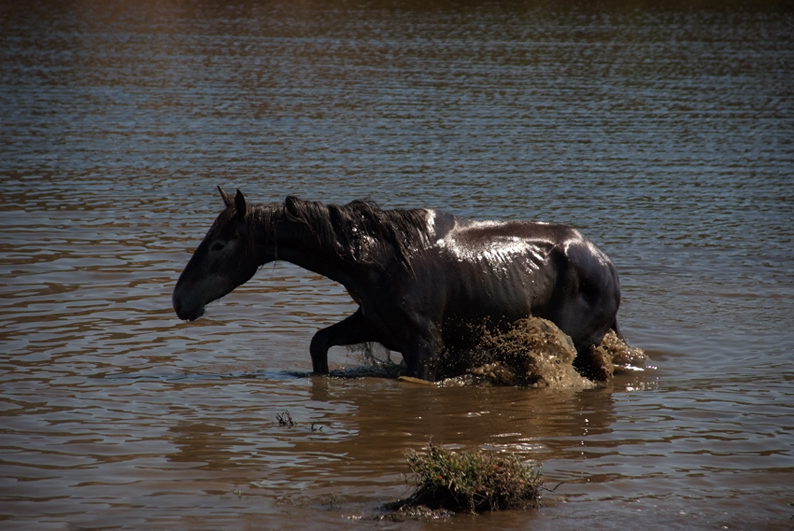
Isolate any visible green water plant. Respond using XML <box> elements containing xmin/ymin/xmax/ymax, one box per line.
<box><xmin>390</xmin><ymin>443</ymin><xmax>542</xmax><ymax>514</ymax></box>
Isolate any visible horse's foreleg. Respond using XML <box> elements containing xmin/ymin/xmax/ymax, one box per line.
<box><xmin>309</xmin><ymin>309</ymin><xmax>374</xmax><ymax>374</ymax></box>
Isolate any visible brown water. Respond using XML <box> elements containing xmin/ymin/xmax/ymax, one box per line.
<box><xmin>2</xmin><ymin>1</ymin><xmax>793</xmax><ymax>529</ymax></box>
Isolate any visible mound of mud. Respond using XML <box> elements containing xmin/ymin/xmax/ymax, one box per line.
<box><xmin>438</xmin><ymin>317</ymin><xmax>647</xmax><ymax>388</ymax></box>
<box><xmin>344</xmin><ymin>318</ymin><xmax>647</xmax><ymax>388</ymax></box>
<box><xmin>593</xmin><ymin>329</ymin><xmax>648</xmax><ymax>375</ymax></box>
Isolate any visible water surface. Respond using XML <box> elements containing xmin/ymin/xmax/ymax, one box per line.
<box><xmin>1</xmin><ymin>1</ymin><xmax>793</xmax><ymax>529</ymax></box>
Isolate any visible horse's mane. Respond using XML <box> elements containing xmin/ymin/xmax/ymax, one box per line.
<box><xmin>253</xmin><ymin>196</ymin><xmax>431</xmax><ymax>270</ymax></box>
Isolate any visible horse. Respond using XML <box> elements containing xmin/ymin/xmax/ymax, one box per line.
<box><xmin>172</xmin><ymin>187</ymin><xmax>622</xmax><ymax>382</ymax></box>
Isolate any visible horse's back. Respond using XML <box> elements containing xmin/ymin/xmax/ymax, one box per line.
<box><xmin>430</xmin><ymin>210</ymin><xmax>580</xmax><ymax>245</ymax></box>
<box><xmin>423</xmin><ymin>211</ymin><xmax>620</xmax><ymax>352</ymax></box>
<box><xmin>429</xmin><ymin>212</ymin><xmax>591</xmax><ymax>283</ymax></box>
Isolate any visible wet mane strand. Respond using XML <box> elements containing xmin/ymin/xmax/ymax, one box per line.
<box><xmin>250</xmin><ymin>196</ymin><xmax>430</xmax><ymax>268</ymax></box>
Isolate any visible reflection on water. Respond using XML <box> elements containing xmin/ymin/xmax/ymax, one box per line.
<box><xmin>1</xmin><ymin>0</ymin><xmax>793</xmax><ymax>529</ymax></box>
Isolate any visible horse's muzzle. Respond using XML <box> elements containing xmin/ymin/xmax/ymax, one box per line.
<box><xmin>173</xmin><ymin>293</ymin><xmax>205</xmax><ymax>321</ymax></box>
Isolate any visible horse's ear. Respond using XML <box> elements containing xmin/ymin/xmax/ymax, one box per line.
<box><xmin>234</xmin><ymin>189</ymin><xmax>247</xmax><ymax>216</ymax></box>
<box><xmin>218</xmin><ymin>186</ymin><xmax>234</xmax><ymax>208</ymax></box>
<box><xmin>284</xmin><ymin>195</ymin><xmax>304</xmax><ymax>219</ymax></box>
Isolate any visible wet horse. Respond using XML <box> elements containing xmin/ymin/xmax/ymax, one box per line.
<box><xmin>172</xmin><ymin>187</ymin><xmax>622</xmax><ymax>381</ymax></box>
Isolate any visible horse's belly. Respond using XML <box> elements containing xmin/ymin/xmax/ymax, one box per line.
<box><xmin>442</xmin><ymin>273</ymin><xmax>537</xmax><ymax>332</ymax></box>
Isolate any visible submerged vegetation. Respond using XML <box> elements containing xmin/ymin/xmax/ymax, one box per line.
<box><xmin>387</xmin><ymin>443</ymin><xmax>542</xmax><ymax>515</ymax></box>
<box><xmin>275</xmin><ymin>410</ymin><xmax>296</xmax><ymax>427</ymax></box>
<box><xmin>275</xmin><ymin>410</ymin><xmax>324</xmax><ymax>432</ymax></box>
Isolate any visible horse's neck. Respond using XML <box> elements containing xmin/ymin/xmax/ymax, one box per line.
<box><xmin>254</xmin><ymin>216</ymin><xmax>367</xmax><ymax>290</ymax></box>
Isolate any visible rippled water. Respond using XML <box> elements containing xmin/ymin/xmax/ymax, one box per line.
<box><xmin>1</xmin><ymin>1</ymin><xmax>793</xmax><ymax>529</ymax></box>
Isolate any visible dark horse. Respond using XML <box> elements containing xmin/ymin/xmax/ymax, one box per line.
<box><xmin>173</xmin><ymin>187</ymin><xmax>622</xmax><ymax>382</ymax></box>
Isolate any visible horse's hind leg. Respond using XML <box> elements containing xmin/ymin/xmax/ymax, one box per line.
<box><xmin>400</xmin><ymin>322</ymin><xmax>444</xmax><ymax>382</ymax></box>
<box><xmin>309</xmin><ymin>309</ymin><xmax>374</xmax><ymax>374</ymax></box>
<box><xmin>402</xmin><ymin>340</ymin><xmax>440</xmax><ymax>382</ymax></box>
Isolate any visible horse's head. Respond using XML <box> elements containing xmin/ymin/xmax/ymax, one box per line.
<box><xmin>172</xmin><ymin>187</ymin><xmax>261</xmax><ymax>321</ymax></box>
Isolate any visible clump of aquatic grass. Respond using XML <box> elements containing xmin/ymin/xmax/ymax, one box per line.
<box><xmin>390</xmin><ymin>443</ymin><xmax>542</xmax><ymax>514</ymax></box>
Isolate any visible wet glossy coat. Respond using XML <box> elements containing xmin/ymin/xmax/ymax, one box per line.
<box><xmin>173</xmin><ymin>189</ymin><xmax>621</xmax><ymax>381</ymax></box>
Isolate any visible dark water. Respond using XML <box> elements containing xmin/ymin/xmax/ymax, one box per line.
<box><xmin>1</xmin><ymin>1</ymin><xmax>793</xmax><ymax>529</ymax></box>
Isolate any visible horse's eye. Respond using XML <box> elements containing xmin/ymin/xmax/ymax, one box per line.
<box><xmin>210</xmin><ymin>241</ymin><xmax>226</xmax><ymax>252</ymax></box>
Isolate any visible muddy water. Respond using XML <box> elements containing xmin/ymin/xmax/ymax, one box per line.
<box><xmin>1</xmin><ymin>1</ymin><xmax>793</xmax><ymax>529</ymax></box>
